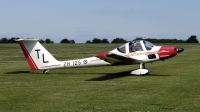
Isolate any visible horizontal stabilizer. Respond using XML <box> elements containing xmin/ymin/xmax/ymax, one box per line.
<box><xmin>15</xmin><ymin>38</ymin><xmax>40</xmax><ymax>42</ymax></box>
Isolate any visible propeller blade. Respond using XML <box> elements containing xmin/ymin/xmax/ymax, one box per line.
<box><xmin>177</xmin><ymin>47</ymin><xmax>184</xmax><ymax>53</ymax></box>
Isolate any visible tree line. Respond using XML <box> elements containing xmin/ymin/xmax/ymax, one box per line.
<box><xmin>0</xmin><ymin>35</ymin><xmax>199</xmax><ymax>44</ymax></box>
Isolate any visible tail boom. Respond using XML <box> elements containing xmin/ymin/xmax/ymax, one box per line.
<box><xmin>17</xmin><ymin>39</ymin><xmax>110</xmax><ymax>71</ymax></box>
<box><xmin>61</xmin><ymin>57</ymin><xmax>110</xmax><ymax>68</ymax></box>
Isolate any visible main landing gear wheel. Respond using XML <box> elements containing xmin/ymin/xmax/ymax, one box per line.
<box><xmin>43</xmin><ymin>70</ymin><xmax>49</xmax><ymax>74</ymax></box>
<box><xmin>130</xmin><ymin>63</ymin><xmax>152</xmax><ymax>76</ymax></box>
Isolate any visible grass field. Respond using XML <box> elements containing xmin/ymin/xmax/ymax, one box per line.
<box><xmin>0</xmin><ymin>43</ymin><xmax>200</xmax><ymax>112</ymax></box>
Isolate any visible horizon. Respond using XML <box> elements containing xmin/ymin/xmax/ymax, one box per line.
<box><xmin>1</xmin><ymin>0</ymin><xmax>200</xmax><ymax>43</ymax></box>
<box><xmin>0</xmin><ymin>36</ymin><xmax>195</xmax><ymax>43</ymax></box>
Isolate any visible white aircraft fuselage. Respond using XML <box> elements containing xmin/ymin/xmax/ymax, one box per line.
<box><xmin>17</xmin><ymin>39</ymin><xmax>184</xmax><ymax>75</ymax></box>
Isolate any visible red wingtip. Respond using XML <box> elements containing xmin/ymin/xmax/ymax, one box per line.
<box><xmin>94</xmin><ymin>52</ymin><xmax>108</xmax><ymax>58</ymax></box>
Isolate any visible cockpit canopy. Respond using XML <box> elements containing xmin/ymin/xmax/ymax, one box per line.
<box><xmin>117</xmin><ymin>40</ymin><xmax>155</xmax><ymax>54</ymax></box>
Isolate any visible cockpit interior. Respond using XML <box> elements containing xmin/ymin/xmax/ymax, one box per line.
<box><xmin>117</xmin><ymin>40</ymin><xmax>155</xmax><ymax>53</ymax></box>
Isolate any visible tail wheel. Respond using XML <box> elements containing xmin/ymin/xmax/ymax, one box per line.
<box><xmin>43</xmin><ymin>70</ymin><xmax>49</xmax><ymax>74</ymax></box>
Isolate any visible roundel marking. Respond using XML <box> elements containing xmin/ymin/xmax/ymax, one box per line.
<box><xmin>83</xmin><ymin>60</ymin><xmax>88</xmax><ymax>64</ymax></box>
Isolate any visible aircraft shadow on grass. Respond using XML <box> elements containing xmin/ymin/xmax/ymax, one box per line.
<box><xmin>5</xmin><ymin>70</ymin><xmax>170</xmax><ymax>81</ymax></box>
<box><xmin>6</xmin><ymin>71</ymin><xmax>40</xmax><ymax>74</ymax></box>
<box><xmin>6</xmin><ymin>71</ymin><xmax>30</xmax><ymax>74</ymax></box>
<box><xmin>86</xmin><ymin>70</ymin><xmax>170</xmax><ymax>81</ymax></box>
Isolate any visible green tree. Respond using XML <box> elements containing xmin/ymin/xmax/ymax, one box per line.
<box><xmin>144</xmin><ymin>38</ymin><xmax>185</xmax><ymax>43</ymax></box>
<box><xmin>69</xmin><ymin>40</ymin><xmax>75</xmax><ymax>43</ymax></box>
<box><xmin>39</xmin><ymin>39</ymin><xmax>45</xmax><ymax>43</ymax></box>
<box><xmin>86</xmin><ymin>40</ymin><xmax>92</xmax><ymax>43</ymax></box>
<box><xmin>111</xmin><ymin>38</ymin><xmax>127</xmax><ymax>43</ymax></box>
<box><xmin>45</xmin><ymin>38</ymin><xmax>54</xmax><ymax>43</ymax></box>
<box><xmin>186</xmin><ymin>35</ymin><xmax>199</xmax><ymax>43</ymax></box>
<box><xmin>60</xmin><ymin>38</ymin><xmax>70</xmax><ymax>43</ymax></box>
<box><xmin>102</xmin><ymin>38</ymin><xmax>109</xmax><ymax>43</ymax></box>
<box><xmin>135</xmin><ymin>37</ymin><xmax>143</xmax><ymax>40</ymax></box>
<box><xmin>92</xmin><ymin>38</ymin><xmax>102</xmax><ymax>43</ymax></box>
<box><xmin>8</xmin><ymin>37</ymin><xmax>19</xmax><ymax>43</ymax></box>
<box><xmin>60</xmin><ymin>38</ymin><xmax>75</xmax><ymax>43</ymax></box>
<box><xmin>1</xmin><ymin>37</ymin><xmax>8</xmax><ymax>43</ymax></box>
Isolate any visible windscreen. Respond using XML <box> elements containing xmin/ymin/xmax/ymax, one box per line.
<box><xmin>117</xmin><ymin>44</ymin><xmax>126</xmax><ymax>53</ymax></box>
<box><xmin>143</xmin><ymin>41</ymin><xmax>155</xmax><ymax>50</ymax></box>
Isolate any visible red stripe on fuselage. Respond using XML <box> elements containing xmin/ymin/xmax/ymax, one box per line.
<box><xmin>19</xmin><ymin>41</ymin><xmax>39</xmax><ymax>70</ymax></box>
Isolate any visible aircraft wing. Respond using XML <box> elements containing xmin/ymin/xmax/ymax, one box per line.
<box><xmin>94</xmin><ymin>52</ymin><xmax>142</xmax><ymax>65</ymax></box>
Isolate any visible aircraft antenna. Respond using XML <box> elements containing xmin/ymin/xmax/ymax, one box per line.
<box><xmin>42</xmin><ymin>35</ymin><xmax>48</xmax><ymax>43</ymax></box>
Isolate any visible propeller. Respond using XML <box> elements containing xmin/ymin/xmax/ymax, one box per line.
<box><xmin>177</xmin><ymin>47</ymin><xmax>184</xmax><ymax>53</ymax></box>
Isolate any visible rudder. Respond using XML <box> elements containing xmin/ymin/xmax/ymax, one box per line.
<box><xmin>17</xmin><ymin>39</ymin><xmax>59</xmax><ymax>70</ymax></box>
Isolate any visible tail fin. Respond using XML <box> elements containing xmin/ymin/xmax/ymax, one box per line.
<box><xmin>16</xmin><ymin>39</ymin><xmax>59</xmax><ymax>70</ymax></box>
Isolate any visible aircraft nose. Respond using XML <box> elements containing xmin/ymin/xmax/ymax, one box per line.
<box><xmin>177</xmin><ymin>47</ymin><xmax>184</xmax><ymax>53</ymax></box>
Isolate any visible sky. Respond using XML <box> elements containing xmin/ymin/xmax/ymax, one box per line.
<box><xmin>0</xmin><ymin>0</ymin><xmax>200</xmax><ymax>43</ymax></box>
